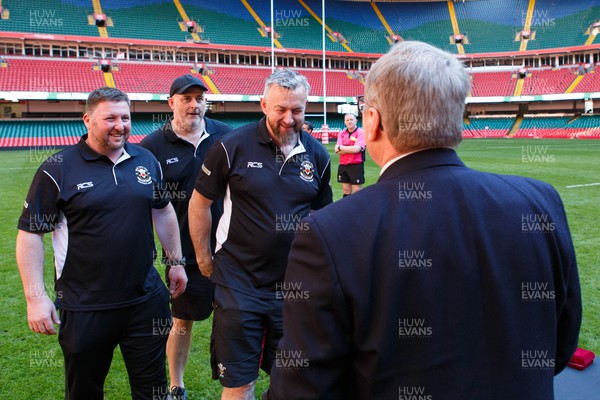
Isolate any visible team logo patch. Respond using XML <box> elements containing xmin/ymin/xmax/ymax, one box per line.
<box><xmin>218</xmin><ymin>363</ymin><xmax>227</xmax><ymax>379</ymax></box>
<box><xmin>135</xmin><ymin>166</ymin><xmax>152</xmax><ymax>185</ymax></box>
<box><xmin>300</xmin><ymin>161</ymin><xmax>315</xmax><ymax>182</ymax></box>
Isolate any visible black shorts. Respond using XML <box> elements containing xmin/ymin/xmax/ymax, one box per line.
<box><xmin>59</xmin><ymin>289</ymin><xmax>171</xmax><ymax>399</ymax></box>
<box><xmin>210</xmin><ymin>285</ymin><xmax>282</xmax><ymax>388</ymax></box>
<box><xmin>338</xmin><ymin>163</ymin><xmax>365</xmax><ymax>184</ymax></box>
<box><xmin>166</xmin><ymin>263</ymin><xmax>213</xmax><ymax>321</ymax></box>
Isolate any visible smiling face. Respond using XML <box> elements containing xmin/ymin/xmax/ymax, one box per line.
<box><xmin>260</xmin><ymin>85</ymin><xmax>307</xmax><ymax>147</ymax></box>
<box><xmin>83</xmin><ymin>100</ymin><xmax>131</xmax><ymax>157</ymax></box>
<box><xmin>169</xmin><ymin>87</ymin><xmax>206</xmax><ymax>134</ymax></box>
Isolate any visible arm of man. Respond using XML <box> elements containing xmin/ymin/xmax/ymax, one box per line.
<box><xmin>16</xmin><ymin>230</ymin><xmax>60</xmax><ymax>335</ymax></box>
<box><xmin>152</xmin><ymin>203</ymin><xmax>187</xmax><ymax>299</ymax></box>
<box><xmin>336</xmin><ymin>144</ymin><xmax>362</xmax><ymax>155</ymax></box>
<box><xmin>268</xmin><ymin>217</ymin><xmax>352</xmax><ymax>399</ymax></box>
<box><xmin>188</xmin><ymin>190</ymin><xmax>214</xmax><ymax>278</ymax></box>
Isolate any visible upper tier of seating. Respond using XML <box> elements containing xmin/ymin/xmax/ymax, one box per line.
<box><xmin>1</xmin><ymin>0</ymin><xmax>599</xmax><ymax>53</ymax></box>
<box><xmin>2</xmin><ymin>57</ymin><xmax>598</xmax><ymax>97</ymax></box>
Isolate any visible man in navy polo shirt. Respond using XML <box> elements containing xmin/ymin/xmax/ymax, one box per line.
<box><xmin>189</xmin><ymin>69</ymin><xmax>333</xmax><ymax>399</ymax></box>
<box><xmin>140</xmin><ymin>75</ymin><xmax>232</xmax><ymax>400</ymax></box>
<box><xmin>16</xmin><ymin>87</ymin><xmax>187</xmax><ymax>400</ymax></box>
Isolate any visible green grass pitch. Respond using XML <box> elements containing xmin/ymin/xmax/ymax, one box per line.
<box><xmin>0</xmin><ymin>139</ymin><xmax>598</xmax><ymax>399</ymax></box>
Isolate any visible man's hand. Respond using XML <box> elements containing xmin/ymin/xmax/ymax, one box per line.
<box><xmin>26</xmin><ymin>296</ymin><xmax>60</xmax><ymax>335</ymax></box>
<box><xmin>167</xmin><ymin>266</ymin><xmax>187</xmax><ymax>299</ymax></box>
<box><xmin>197</xmin><ymin>251</ymin><xmax>214</xmax><ymax>278</ymax></box>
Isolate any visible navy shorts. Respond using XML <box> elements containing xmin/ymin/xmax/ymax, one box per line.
<box><xmin>59</xmin><ymin>289</ymin><xmax>171</xmax><ymax>400</ymax></box>
<box><xmin>166</xmin><ymin>264</ymin><xmax>213</xmax><ymax>321</ymax></box>
<box><xmin>338</xmin><ymin>163</ymin><xmax>365</xmax><ymax>184</ymax></box>
<box><xmin>210</xmin><ymin>284</ymin><xmax>283</xmax><ymax>388</ymax></box>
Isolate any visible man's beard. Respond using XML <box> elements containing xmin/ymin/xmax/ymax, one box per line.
<box><xmin>269</xmin><ymin>122</ymin><xmax>301</xmax><ymax>147</ymax></box>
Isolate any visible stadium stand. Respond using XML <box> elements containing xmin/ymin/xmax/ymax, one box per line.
<box><xmin>92</xmin><ymin>0</ymin><xmax>186</xmax><ymax>42</ymax></box>
<box><xmin>376</xmin><ymin>1</ymin><xmax>457</xmax><ymax>54</ymax></box>
<box><xmin>453</xmin><ymin>0</ymin><xmax>524</xmax><ymax>53</ymax></box>
<box><xmin>525</xmin><ymin>0</ymin><xmax>600</xmax><ymax>50</ymax></box>
<box><xmin>514</xmin><ymin>115</ymin><xmax>600</xmax><ymax>138</ymax></box>
<box><xmin>469</xmin><ymin>71</ymin><xmax>517</xmax><ymax>97</ymax></box>
<box><xmin>573</xmin><ymin>68</ymin><xmax>600</xmax><ymax>93</ymax></box>
<box><xmin>0</xmin><ymin>58</ymin><xmax>106</xmax><ymax>92</ymax></box>
<box><xmin>463</xmin><ymin>117</ymin><xmax>515</xmax><ymax>138</ymax></box>
<box><xmin>180</xmin><ymin>0</ymin><xmax>272</xmax><ymax>47</ymax></box>
<box><xmin>0</xmin><ymin>0</ymin><xmax>97</xmax><ymax>36</ymax></box>
<box><xmin>112</xmin><ymin>62</ymin><xmax>201</xmax><ymax>94</ymax></box>
<box><xmin>521</xmin><ymin>67</ymin><xmax>579</xmax><ymax>95</ymax></box>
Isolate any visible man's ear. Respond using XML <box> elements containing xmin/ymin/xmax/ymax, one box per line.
<box><xmin>364</xmin><ymin>106</ymin><xmax>382</xmax><ymax>143</ymax></box>
<box><xmin>82</xmin><ymin>113</ymin><xmax>90</xmax><ymax>130</ymax></box>
<box><xmin>259</xmin><ymin>97</ymin><xmax>268</xmax><ymax>115</ymax></box>
<box><xmin>167</xmin><ymin>97</ymin><xmax>175</xmax><ymax>111</ymax></box>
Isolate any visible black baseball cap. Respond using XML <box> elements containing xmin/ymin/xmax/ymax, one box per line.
<box><xmin>169</xmin><ymin>75</ymin><xmax>208</xmax><ymax>97</ymax></box>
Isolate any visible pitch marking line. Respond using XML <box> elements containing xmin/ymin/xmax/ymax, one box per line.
<box><xmin>566</xmin><ymin>182</ymin><xmax>600</xmax><ymax>188</ymax></box>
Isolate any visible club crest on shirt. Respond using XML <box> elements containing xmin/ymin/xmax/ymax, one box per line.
<box><xmin>218</xmin><ymin>363</ymin><xmax>227</xmax><ymax>378</ymax></box>
<box><xmin>300</xmin><ymin>160</ymin><xmax>315</xmax><ymax>182</ymax></box>
<box><xmin>135</xmin><ymin>166</ymin><xmax>152</xmax><ymax>185</ymax></box>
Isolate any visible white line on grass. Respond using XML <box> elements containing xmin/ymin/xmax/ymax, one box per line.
<box><xmin>566</xmin><ymin>183</ymin><xmax>600</xmax><ymax>188</ymax></box>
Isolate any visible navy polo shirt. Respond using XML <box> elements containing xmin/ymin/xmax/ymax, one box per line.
<box><xmin>195</xmin><ymin>117</ymin><xmax>333</xmax><ymax>298</ymax></box>
<box><xmin>18</xmin><ymin>135</ymin><xmax>169</xmax><ymax>311</ymax></box>
<box><xmin>139</xmin><ymin>117</ymin><xmax>232</xmax><ymax>261</ymax></box>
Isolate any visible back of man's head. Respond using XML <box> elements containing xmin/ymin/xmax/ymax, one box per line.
<box><xmin>86</xmin><ymin>87</ymin><xmax>130</xmax><ymax>114</ymax></box>
<box><xmin>365</xmin><ymin>41</ymin><xmax>469</xmax><ymax>152</ymax></box>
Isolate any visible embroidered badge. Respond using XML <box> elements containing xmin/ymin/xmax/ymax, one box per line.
<box><xmin>300</xmin><ymin>160</ymin><xmax>315</xmax><ymax>182</ymax></box>
<box><xmin>135</xmin><ymin>166</ymin><xmax>152</xmax><ymax>185</ymax></box>
<box><xmin>218</xmin><ymin>363</ymin><xmax>227</xmax><ymax>378</ymax></box>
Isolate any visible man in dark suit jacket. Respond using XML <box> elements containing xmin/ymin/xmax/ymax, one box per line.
<box><xmin>266</xmin><ymin>41</ymin><xmax>582</xmax><ymax>400</ymax></box>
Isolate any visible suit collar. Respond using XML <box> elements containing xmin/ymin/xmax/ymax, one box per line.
<box><xmin>378</xmin><ymin>148</ymin><xmax>465</xmax><ymax>182</ymax></box>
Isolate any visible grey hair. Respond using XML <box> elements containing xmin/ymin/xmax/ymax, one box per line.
<box><xmin>365</xmin><ymin>41</ymin><xmax>470</xmax><ymax>151</ymax></box>
<box><xmin>263</xmin><ymin>69</ymin><xmax>311</xmax><ymax>98</ymax></box>
<box><xmin>86</xmin><ymin>87</ymin><xmax>130</xmax><ymax>114</ymax></box>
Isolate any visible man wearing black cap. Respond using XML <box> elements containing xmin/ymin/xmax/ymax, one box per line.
<box><xmin>140</xmin><ymin>75</ymin><xmax>232</xmax><ymax>400</ymax></box>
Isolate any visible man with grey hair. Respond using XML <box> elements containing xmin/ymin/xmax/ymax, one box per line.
<box><xmin>266</xmin><ymin>41</ymin><xmax>581</xmax><ymax>399</ymax></box>
<box><xmin>189</xmin><ymin>69</ymin><xmax>332</xmax><ymax>399</ymax></box>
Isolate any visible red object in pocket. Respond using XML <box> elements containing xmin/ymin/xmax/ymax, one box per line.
<box><xmin>568</xmin><ymin>348</ymin><xmax>595</xmax><ymax>370</ymax></box>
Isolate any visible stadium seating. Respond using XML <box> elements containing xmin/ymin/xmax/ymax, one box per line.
<box><xmin>469</xmin><ymin>71</ymin><xmax>517</xmax><ymax>97</ymax></box>
<box><xmin>525</xmin><ymin>0</ymin><xmax>600</xmax><ymax>50</ymax></box>
<box><xmin>513</xmin><ymin>115</ymin><xmax>600</xmax><ymax>138</ymax></box>
<box><xmin>463</xmin><ymin>117</ymin><xmax>514</xmax><ymax>138</ymax></box>
<box><xmin>96</xmin><ymin>0</ymin><xmax>186</xmax><ymax>42</ymax></box>
<box><xmin>113</xmin><ymin>63</ymin><xmax>198</xmax><ymax>94</ymax></box>
<box><xmin>2</xmin><ymin>1</ymin><xmax>600</xmax><ymax>53</ymax></box>
<box><xmin>521</xmin><ymin>67</ymin><xmax>578</xmax><ymax>95</ymax></box>
<box><xmin>0</xmin><ymin>113</ymin><xmax>349</xmax><ymax>147</ymax></box>
<box><xmin>0</xmin><ymin>58</ymin><xmax>106</xmax><ymax>92</ymax></box>
<box><xmin>452</xmin><ymin>0</ymin><xmax>524</xmax><ymax>53</ymax></box>
<box><xmin>573</xmin><ymin>70</ymin><xmax>600</xmax><ymax>93</ymax></box>
<box><xmin>0</xmin><ymin>0</ymin><xmax>96</xmax><ymax>36</ymax></box>
<box><xmin>180</xmin><ymin>0</ymin><xmax>271</xmax><ymax>47</ymax></box>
